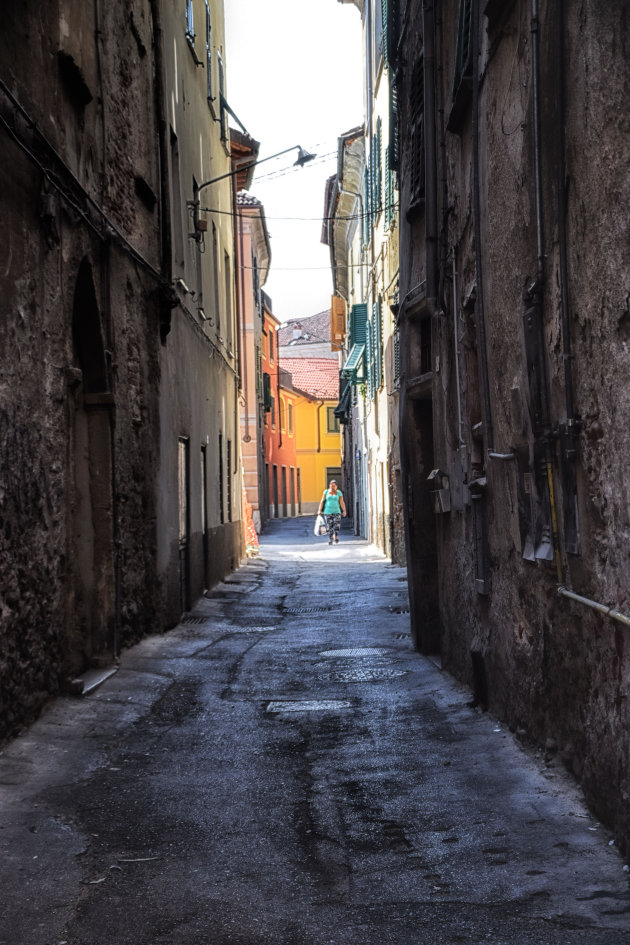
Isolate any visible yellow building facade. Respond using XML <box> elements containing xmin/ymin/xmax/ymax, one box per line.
<box><xmin>280</xmin><ymin>357</ymin><xmax>342</xmax><ymax>514</ymax></box>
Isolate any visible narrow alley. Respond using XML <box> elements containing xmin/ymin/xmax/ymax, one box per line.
<box><xmin>1</xmin><ymin>519</ymin><xmax>628</xmax><ymax>945</ymax></box>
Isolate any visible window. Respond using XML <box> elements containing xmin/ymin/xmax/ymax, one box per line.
<box><xmin>212</xmin><ymin>221</ymin><xmax>220</xmax><ymax>335</ymax></box>
<box><xmin>268</xmin><ymin>327</ymin><xmax>274</xmax><ymax>363</ymax></box>
<box><xmin>288</xmin><ymin>402</ymin><xmax>294</xmax><ymax>434</ymax></box>
<box><xmin>385</xmin><ymin>145</ymin><xmax>397</xmax><ymax>229</ymax></box>
<box><xmin>224</xmin><ymin>251</ymin><xmax>232</xmax><ymax>350</ymax></box>
<box><xmin>362</xmin><ymin>165</ymin><xmax>371</xmax><ymax>247</ymax></box>
<box><xmin>185</xmin><ymin>0</ymin><xmax>194</xmax><ymax>43</ymax></box>
<box><xmin>327</xmin><ymin>407</ymin><xmax>340</xmax><ymax>433</ymax></box>
<box><xmin>371</xmin><ymin>118</ymin><xmax>382</xmax><ymax>221</ymax></box>
<box><xmin>270</xmin><ymin>394</ymin><xmax>276</xmax><ymax>429</ymax></box>
<box><xmin>448</xmin><ymin>0</ymin><xmax>474</xmax><ymax>133</ymax></box>
<box><xmin>280</xmin><ymin>397</ymin><xmax>286</xmax><ymax>433</ymax></box>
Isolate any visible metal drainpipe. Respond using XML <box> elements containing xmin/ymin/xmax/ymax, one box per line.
<box><xmin>554</xmin><ymin>0</ymin><xmax>577</xmax><ymax>434</ymax></box>
<box><xmin>531</xmin><ymin>0</ymin><xmax>563</xmax><ymax>584</ymax></box>
<box><xmin>452</xmin><ymin>248</ymin><xmax>464</xmax><ymax>447</ymax></box>
<box><xmin>558</xmin><ymin>587</ymin><xmax>630</xmax><ymax>629</ymax></box>
<box><xmin>471</xmin><ymin>0</ymin><xmax>494</xmax><ymax>453</ymax></box>
<box><xmin>423</xmin><ymin>0</ymin><xmax>438</xmax><ymax>306</ymax></box>
<box><xmin>238</xmin><ymin>215</ymin><xmax>251</xmax><ymax>443</ymax></box>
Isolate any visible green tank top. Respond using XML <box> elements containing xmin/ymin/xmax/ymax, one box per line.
<box><xmin>323</xmin><ymin>489</ymin><xmax>343</xmax><ymax>514</ymax></box>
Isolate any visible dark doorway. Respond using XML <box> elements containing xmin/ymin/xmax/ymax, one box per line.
<box><xmin>178</xmin><ymin>437</ymin><xmax>191</xmax><ymax>612</ymax></box>
<box><xmin>406</xmin><ymin>398</ymin><xmax>440</xmax><ymax>654</ymax></box>
<box><xmin>281</xmin><ymin>466</ymin><xmax>287</xmax><ymax>517</ymax></box>
<box><xmin>71</xmin><ymin>258</ymin><xmax>115</xmax><ymax>669</ymax></box>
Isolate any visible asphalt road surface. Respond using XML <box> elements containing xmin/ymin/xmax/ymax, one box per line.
<box><xmin>1</xmin><ymin>517</ymin><xmax>629</xmax><ymax>944</ymax></box>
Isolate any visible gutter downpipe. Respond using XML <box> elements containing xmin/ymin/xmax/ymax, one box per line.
<box><xmin>238</xmin><ymin>215</ymin><xmax>251</xmax><ymax>444</ymax></box>
<box><xmin>149</xmin><ymin>0</ymin><xmax>174</xmax><ymax>343</ymax></box>
<box><xmin>531</xmin><ymin>0</ymin><xmax>563</xmax><ymax>584</ymax></box>
<box><xmin>452</xmin><ymin>248</ymin><xmax>464</xmax><ymax>447</ymax></box>
<box><xmin>471</xmin><ymin>0</ymin><xmax>494</xmax><ymax>453</ymax></box>
<box><xmin>423</xmin><ymin>0</ymin><xmax>439</xmax><ymax>309</ymax></box>
<box><xmin>554</xmin><ymin>0</ymin><xmax>577</xmax><ymax>437</ymax></box>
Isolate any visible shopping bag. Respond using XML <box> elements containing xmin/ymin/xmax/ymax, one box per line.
<box><xmin>314</xmin><ymin>514</ymin><xmax>327</xmax><ymax>537</ymax></box>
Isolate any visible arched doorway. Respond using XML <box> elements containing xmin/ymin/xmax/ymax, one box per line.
<box><xmin>70</xmin><ymin>258</ymin><xmax>115</xmax><ymax>669</ymax></box>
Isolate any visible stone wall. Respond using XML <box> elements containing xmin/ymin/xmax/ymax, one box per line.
<box><xmin>397</xmin><ymin>0</ymin><xmax>630</xmax><ymax>850</ymax></box>
<box><xmin>0</xmin><ymin>1</ymin><xmax>163</xmax><ymax>741</ymax></box>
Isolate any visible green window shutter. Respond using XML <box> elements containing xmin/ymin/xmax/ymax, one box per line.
<box><xmin>381</xmin><ymin>0</ymin><xmax>388</xmax><ymax>65</ymax></box>
<box><xmin>341</xmin><ymin>343</ymin><xmax>366</xmax><ymax>382</ymax></box>
<box><xmin>389</xmin><ymin>78</ymin><xmax>400</xmax><ymax>172</ymax></box>
<box><xmin>384</xmin><ymin>146</ymin><xmax>391</xmax><ymax>227</ymax></box>
<box><xmin>375</xmin><ymin>118</ymin><xmax>382</xmax><ymax>216</ymax></box>
<box><xmin>373</xmin><ymin>300</ymin><xmax>383</xmax><ymax>391</ymax></box>
<box><xmin>365</xmin><ymin>318</ymin><xmax>373</xmax><ymax>400</ymax></box>
<box><xmin>363</xmin><ymin>166</ymin><xmax>370</xmax><ymax>247</ymax></box>
<box><xmin>349</xmin><ymin>303</ymin><xmax>368</xmax><ymax>348</ymax></box>
<box><xmin>263</xmin><ymin>372</ymin><xmax>272</xmax><ymax>412</ymax></box>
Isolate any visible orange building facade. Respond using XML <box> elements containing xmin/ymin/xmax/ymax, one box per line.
<box><xmin>262</xmin><ymin>307</ymin><xmax>300</xmax><ymax>519</ymax></box>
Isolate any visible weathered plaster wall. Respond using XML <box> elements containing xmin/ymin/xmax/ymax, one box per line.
<box><xmin>0</xmin><ymin>0</ymin><xmax>164</xmax><ymax>741</ymax></box>
<box><xmin>399</xmin><ymin>0</ymin><xmax>630</xmax><ymax>849</ymax></box>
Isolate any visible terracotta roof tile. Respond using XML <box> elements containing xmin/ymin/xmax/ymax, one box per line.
<box><xmin>280</xmin><ymin>357</ymin><xmax>339</xmax><ymax>399</ymax></box>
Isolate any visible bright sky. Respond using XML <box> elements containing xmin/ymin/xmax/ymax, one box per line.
<box><xmin>224</xmin><ymin>1</ymin><xmax>364</xmax><ymax>325</ymax></box>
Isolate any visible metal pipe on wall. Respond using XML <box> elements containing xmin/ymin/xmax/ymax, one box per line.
<box><xmin>558</xmin><ymin>587</ymin><xmax>630</xmax><ymax>629</ymax></box>
<box><xmin>471</xmin><ymin>0</ymin><xmax>494</xmax><ymax>452</ymax></box>
<box><xmin>423</xmin><ymin>0</ymin><xmax>438</xmax><ymax>304</ymax></box>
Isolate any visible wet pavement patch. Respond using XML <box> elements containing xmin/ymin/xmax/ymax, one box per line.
<box><xmin>266</xmin><ymin>700</ymin><xmax>352</xmax><ymax>713</ymax></box>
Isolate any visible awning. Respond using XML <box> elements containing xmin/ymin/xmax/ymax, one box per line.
<box><xmin>340</xmin><ymin>343</ymin><xmax>365</xmax><ymax>382</ymax></box>
<box><xmin>333</xmin><ymin>381</ymin><xmax>353</xmax><ymax>423</ymax></box>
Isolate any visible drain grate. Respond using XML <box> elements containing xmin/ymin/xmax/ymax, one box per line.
<box><xmin>389</xmin><ymin>606</ymin><xmax>410</xmax><ymax>615</ymax></box>
<box><xmin>266</xmin><ymin>699</ymin><xmax>351</xmax><ymax>713</ymax></box>
<box><xmin>322</xmin><ymin>667</ymin><xmax>408</xmax><ymax>682</ymax></box>
<box><xmin>283</xmin><ymin>606</ymin><xmax>332</xmax><ymax>615</ymax></box>
<box><xmin>394</xmin><ymin>632</ymin><xmax>411</xmax><ymax>640</ymax></box>
<box><xmin>319</xmin><ymin>647</ymin><xmax>387</xmax><ymax>658</ymax></box>
<box><xmin>180</xmin><ymin>614</ymin><xmax>212</xmax><ymax>625</ymax></box>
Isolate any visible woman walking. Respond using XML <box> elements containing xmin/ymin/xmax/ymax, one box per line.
<box><xmin>317</xmin><ymin>480</ymin><xmax>347</xmax><ymax>545</ymax></box>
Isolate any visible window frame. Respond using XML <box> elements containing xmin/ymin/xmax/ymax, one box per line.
<box><xmin>327</xmin><ymin>406</ymin><xmax>341</xmax><ymax>434</ymax></box>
